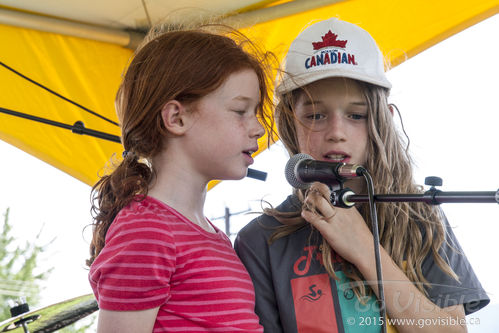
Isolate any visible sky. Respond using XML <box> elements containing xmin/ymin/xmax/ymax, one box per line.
<box><xmin>0</xmin><ymin>14</ymin><xmax>498</xmax><ymax>331</ymax></box>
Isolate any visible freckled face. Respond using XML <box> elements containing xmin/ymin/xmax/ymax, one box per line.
<box><xmin>183</xmin><ymin>69</ymin><xmax>265</xmax><ymax>181</ymax></box>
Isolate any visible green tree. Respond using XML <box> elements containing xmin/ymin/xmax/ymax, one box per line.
<box><xmin>0</xmin><ymin>208</ymin><xmax>95</xmax><ymax>332</ymax></box>
<box><xmin>0</xmin><ymin>208</ymin><xmax>51</xmax><ymax>320</ymax></box>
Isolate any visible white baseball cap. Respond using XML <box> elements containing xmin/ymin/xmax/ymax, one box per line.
<box><xmin>276</xmin><ymin>18</ymin><xmax>392</xmax><ymax>95</ymax></box>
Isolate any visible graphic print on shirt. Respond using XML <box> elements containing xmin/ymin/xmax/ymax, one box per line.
<box><xmin>292</xmin><ymin>273</ymin><xmax>342</xmax><ymax>332</ymax></box>
<box><xmin>300</xmin><ymin>284</ymin><xmax>323</xmax><ymax>302</ymax></box>
<box><xmin>290</xmin><ymin>245</ymin><xmax>387</xmax><ymax>333</ymax></box>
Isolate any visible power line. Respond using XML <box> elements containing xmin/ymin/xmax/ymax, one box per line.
<box><xmin>211</xmin><ymin>207</ymin><xmax>250</xmax><ymax>236</ymax></box>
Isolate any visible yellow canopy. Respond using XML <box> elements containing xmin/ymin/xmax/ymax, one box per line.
<box><xmin>0</xmin><ymin>0</ymin><xmax>497</xmax><ymax>188</ymax></box>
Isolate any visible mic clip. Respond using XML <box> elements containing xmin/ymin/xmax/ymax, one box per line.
<box><xmin>324</xmin><ymin>179</ymin><xmax>356</xmax><ymax>208</ymax></box>
<box><xmin>329</xmin><ymin>186</ymin><xmax>357</xmax><ymax>208</ymax></box>
<box><xmin>423</xmin><ymin>176</ymin><xmax>443</xmax><ymax>205</ymax></box>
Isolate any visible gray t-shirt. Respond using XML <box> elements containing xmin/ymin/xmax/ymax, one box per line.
<box><xmin>235</xmin><ymin>195</ymin><xmax>489</xmax><ymax>333</ymax></box>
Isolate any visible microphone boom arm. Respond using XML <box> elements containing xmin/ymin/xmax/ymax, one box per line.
<box><xmin>336</xmin><ymin>189</ymin><xmax>499</xmax><ymax>207</ymax></box>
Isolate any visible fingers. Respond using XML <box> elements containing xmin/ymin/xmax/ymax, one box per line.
<box><xmin>303</xmin><ymin>182</ymin><xmax>335</xmax><ymax>221</ymax></box>
<box><xmin>306</xmin><ymin>182</ymin><xmax>330</xmax><ymax>200</ymax></box>
<box><xmin>301</xmin><ymin>209</ymin><xmax>326</xmax><ymax>228</ymax></box>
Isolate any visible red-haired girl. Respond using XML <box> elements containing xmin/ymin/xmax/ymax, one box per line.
<box><xmin>87</xmin><ymin>26</ymin><xmax>274</xmax><ymax>332</ymax></box>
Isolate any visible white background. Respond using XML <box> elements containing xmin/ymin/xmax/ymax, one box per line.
<box><xmin>1</xmin><ymin>14</ymin><xmax>498</xmax><ymax>331</ymax></box>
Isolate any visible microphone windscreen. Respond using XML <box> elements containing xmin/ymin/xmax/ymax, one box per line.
<box><xmin>285</xmin><ymin>153</ymin><xmax>313</xmax><ymax>189</ymax></box>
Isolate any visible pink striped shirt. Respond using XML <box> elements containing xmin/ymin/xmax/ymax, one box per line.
<box><xmin>89</xmin><ymin>196</ymin><xmax>263</xmax><ymax>332</ymax></box>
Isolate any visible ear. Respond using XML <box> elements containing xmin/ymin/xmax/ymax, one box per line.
<box><xmin>161</xmin><ymin>100</ymin><xmax>190</xmax><ymax>135</ymax></box>
<box><xmin>388</xmin><ymin>104</ymin><xmax>394</xmax><ymax>117</ymax></box>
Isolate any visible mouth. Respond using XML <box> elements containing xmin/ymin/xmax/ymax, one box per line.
<box><xmin>243</xmin><ymin>148</ymin><xmax>257</xmax><ymax>157</ymax></box>
<box><xmin>323</xmin><ymin>152</ymin><xmax>350</xmax><ymax>163</ymax></box>
<box><xmin>242</xmin><ymin>148</ymin><xmax>257</xmax><ymax>165</ymax></box>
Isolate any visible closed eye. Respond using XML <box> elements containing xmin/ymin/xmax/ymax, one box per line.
<box><xmin>232</xmin><ymin>110</ymin><xmax>247</xmax><ymax>115</ymax></box>
<box><xmin>306</xmin><ymin>113</ymin><xmax>326</xmax><ymax>120</ymax></box>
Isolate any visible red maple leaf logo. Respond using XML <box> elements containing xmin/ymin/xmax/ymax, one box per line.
<box><xmin>312</xmin><ymin>30</ymin><xmax>347</xmax><ymax>50</ymax></box>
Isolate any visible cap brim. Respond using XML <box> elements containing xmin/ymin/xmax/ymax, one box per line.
<box><xmin>276</xmin><ymin>68</ymin><xmax>392</xmax><ymax>95</ymax></box>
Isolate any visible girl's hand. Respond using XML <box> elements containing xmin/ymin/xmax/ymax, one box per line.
<box><xmin>301</xmin><ymin>182</ymin><xmax>374</xmax><ymax>267</ymax></box>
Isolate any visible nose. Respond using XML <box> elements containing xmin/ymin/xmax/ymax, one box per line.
<box><xmin>326</xmin><ymin>113</ymin><xmax>346</xmax><ymax>142</ymax></box>
<box><xmin>251</xmin><ymin>114</ymin><xmax>265</xmax><ymax>139</ymax></box>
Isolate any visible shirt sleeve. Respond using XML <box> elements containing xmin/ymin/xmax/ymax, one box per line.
<box><xmin>235</xmin><ymin>216</ymin><xmax>284</xmax><ymax>333</ymax></box>
<box><xmin>422</xmin><ymin>214</ymin><xmax>490</xmax><ymax>315</ymax></box>
<box><xmin>89</xmin><ymin>213</ymin><xmax>176</xmax><ymax>311</ymax></box>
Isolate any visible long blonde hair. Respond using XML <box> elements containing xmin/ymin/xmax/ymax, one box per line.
<box><xmin>267</xmin><ymin>80</ymin><xmax>458</xmax><ymax>299</ymax></box>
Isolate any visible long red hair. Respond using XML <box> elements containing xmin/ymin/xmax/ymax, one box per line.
<box><xmin>87</xmin><ymin>26</ymin><xmax>276</xmax><ymax>266</ymax></box>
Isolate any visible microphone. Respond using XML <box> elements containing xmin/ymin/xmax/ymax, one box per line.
<box><xmin>285</xmin><ymin>153</ymin><xmax>364</xmax><ymax>189</ymax></box>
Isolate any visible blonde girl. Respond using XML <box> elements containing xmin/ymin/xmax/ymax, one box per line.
<box><xmin>235</xmin><ymin>18</ymin><xmax>488</xmax><ymax>333</ymax></box>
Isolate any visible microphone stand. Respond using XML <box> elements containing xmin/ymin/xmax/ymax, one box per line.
<box><xmin>333</xmin><ymin>177</ymin><xmax>499</xmax><ymax>207</ymax></box>
<box><xmin>329</xmin><ymin>176</ymin><xmax>498</xmax><ymax>333</ymax></box>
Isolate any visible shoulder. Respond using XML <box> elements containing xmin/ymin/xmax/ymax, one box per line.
<box><xmin>107</xmin><ymin>196</ymin><xmax>179</xmax><ymax>236</ymax></box>
<box><xmin>116</xmin><ymin>195</ymin><xmax>178</xmax><ymax>222</ymax></box>
<box><xmin>100</xmin><ymin>196</ymin><xmax>185</xmax><ymax>257</ymax></box>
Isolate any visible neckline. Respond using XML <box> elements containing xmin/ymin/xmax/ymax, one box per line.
<box><xmin>144</xmin><ymin>195</ymin><xmax>222</xmax><ymax>239</ymax></box>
